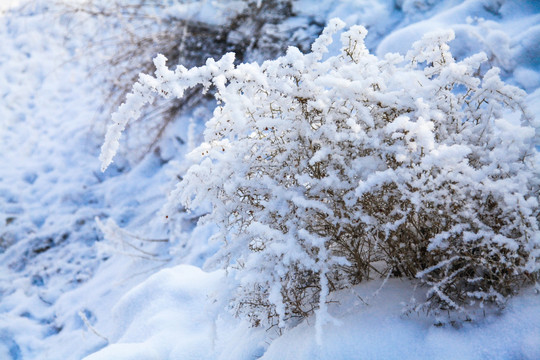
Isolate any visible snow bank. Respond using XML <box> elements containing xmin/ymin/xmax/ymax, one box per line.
<box><xmin>261</xmin><ymin>283</ymin><xmax>540</xmax><ymax>360</ymax></box>
<box><xmin>84</xmin><ymin>265</ymin><xmax>225</xmax><ymax>360</ymax></box>
<box><xmin>82</xmin><ymin>274</ymin><xmax>540</xmax><ymax>360</ymax></box>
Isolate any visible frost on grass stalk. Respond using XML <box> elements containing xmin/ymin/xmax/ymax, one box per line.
<box><xmin>101</xmin><ymin>19</ymin><xmax>539</xmax><ymax>327</ymax></box>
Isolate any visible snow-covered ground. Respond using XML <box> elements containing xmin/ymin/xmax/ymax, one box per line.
<box><xmin>0</xmin><ymin>1</ymin><xmax>539</xmax><ymax>359</ymax></box>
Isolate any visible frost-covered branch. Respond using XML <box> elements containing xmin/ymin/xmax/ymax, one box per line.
<box><xmin>99</xmin><ymin>53</ymin><xmax>236</xmax><ymax>171</ymax></box>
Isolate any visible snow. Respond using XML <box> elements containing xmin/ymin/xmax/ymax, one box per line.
<box><xmin>260</xmin><ymin>283</ymin><xmax>540</xmax><ymax>360</ymax></box>
<box><xmin>0</xmin><ymin>1</ymin><xmax>21</xmax><ymax>12</ymax></box>
<box><xmin>84</xmin><ymin>273</ymin><xmax>540</xmax><ymax>360</ymax></box>
<box><xmin>84</xmin><ymin>265</ymin><xmax>225</xmax><ymax>360</ymax></box>
<box><xmin>0</xmin><ymin>0</ymin><xmax>539</xmax><ymax>359</ymax></box>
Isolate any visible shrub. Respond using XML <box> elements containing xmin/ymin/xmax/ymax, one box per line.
<box><xmin>101</xmin><ymin>19</ymin><xmax>540</xmax><ymax>327</ymax></box>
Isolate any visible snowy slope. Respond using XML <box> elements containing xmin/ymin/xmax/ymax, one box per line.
<box><xmin>0</xmin><ymin>1</ymin><xmax>539</xmax><ymax>359</ymax></box>
<box><xmin>0</xmin><ymin>2</ymin><xmax>184</xmax><ymax>358</ymax></box>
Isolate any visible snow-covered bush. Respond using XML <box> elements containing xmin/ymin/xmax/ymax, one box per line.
<box><xmin>101</xmin><ymin>19</ymin><xmax>539</xmax><ymax>327</ymax></box>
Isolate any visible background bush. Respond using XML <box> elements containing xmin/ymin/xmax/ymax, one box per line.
<box><xmin>60</xmin><ymin>0</ymin><xmax>318</xmax><ymax>164</ymax></box>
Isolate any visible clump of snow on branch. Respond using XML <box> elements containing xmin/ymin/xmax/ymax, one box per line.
<box><xmin>101</xmin><ymin>19</ymin><xmax>539</xmax><ymax>328</ymax></box>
